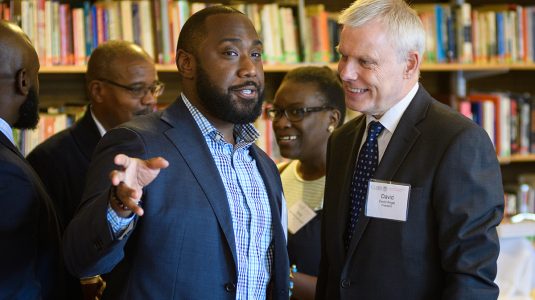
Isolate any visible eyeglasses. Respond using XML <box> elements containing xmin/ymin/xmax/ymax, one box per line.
<box><xmin>266</xmin><ymin>106</ymin><xmax>333</xmax><ymax>122</ymax></box>
<box><xmin>99</xmin><ymin>78</ymin><xmax>165</xmax><ymax>98</ymax></box>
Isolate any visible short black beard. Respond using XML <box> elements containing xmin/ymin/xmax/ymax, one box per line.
<box><xmin>13</xmin><ymin>87</ymin><xmax>39</xmax><ymax>129</ymax></box>
<box><xmin>195</xmin><ymin>63</ymin><xmax>263</xmax><ymax>124</ymax></box>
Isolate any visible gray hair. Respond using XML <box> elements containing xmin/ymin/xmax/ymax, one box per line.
<box><xmin>339</xmin><ymin>0</ymin><xmax>425</xmax><ymax>62</ymax></box>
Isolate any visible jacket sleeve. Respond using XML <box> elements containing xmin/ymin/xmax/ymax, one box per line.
<box><xmin>434</xmin><ymin>124</ymin><xmax>503</xmax><ymax>299</ymax></box>
<box><xmin>62</xmin><ymin>128</ymin><xmax>146</xmax><ymax>277</ymax></box>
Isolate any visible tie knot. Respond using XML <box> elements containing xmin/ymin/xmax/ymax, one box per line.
<box><xmin>368</xmin><ymin>121</ymin><xmax>384</xmax><ymax>139</ymax></box>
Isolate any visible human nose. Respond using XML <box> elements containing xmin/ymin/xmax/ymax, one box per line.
<box><xmin>141</xmin><ymin>90</ymin><xmax>157</xmax><ymax>106</ymax></box>
<box><xmin>338</xmin><ymin>59</ymin><xmax>358</xmax><ymax>82</ymax></box>
<box><xmin>238</xmin><ymin>56</ymin><xmax>258</xmax><ymax>78</ymax></box>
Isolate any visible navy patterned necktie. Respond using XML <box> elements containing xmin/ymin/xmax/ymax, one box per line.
<box><xmin>345</xmin><ymin>121</ymin><xmax>385</xmax><ymax>250</ymax></box>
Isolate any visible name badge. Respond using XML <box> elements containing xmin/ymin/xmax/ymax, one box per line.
<box><xmin>288</xmin><ymin>200</ymin><xmax>317</xmax><ymax>234</ymax></box>
<box><xmin>365</xmin><ymin>179</ymin><xmax>411</xmax><ymax>221</ymax></box>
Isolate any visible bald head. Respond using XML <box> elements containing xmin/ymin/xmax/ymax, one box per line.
<box><xmin>86</xmin><ymin>40</ymin><xmax>159</xmax><ymax>130</ymax></box>
<box><xmin>86</xmin><ymin>40</ymin><xmax>153</xmax><ymax>86</ymax></box>
<box><xmin>0</xmin><ymin>20</ymin><xmax>40</xmax><ymax>128</ymax></box>
<box><xmin>0</xmin><ymin>21</ymin><xmax>38</xmax><ymax>76</ymax></box>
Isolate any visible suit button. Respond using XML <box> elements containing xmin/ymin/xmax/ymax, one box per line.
<box><xmin>224</xmin><ymin>282</ymin><xmax>236</xmax><ymax>293</ymax></box>
<box><xmin>341</xmin><ymin>279</ymin><xmax>351</xmax><ymax>288</ymax></box>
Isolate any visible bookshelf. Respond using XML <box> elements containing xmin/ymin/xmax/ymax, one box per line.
<box><xmin>7</xmin><ymin>0</ymin><xmax>535</xmax><ymax>171</ymax></box>
<box><xmin>6</xmin><ymin>1</ymin><xmax>535</xmax><ymax>295</ymax></box>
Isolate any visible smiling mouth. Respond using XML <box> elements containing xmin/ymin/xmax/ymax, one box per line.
<box><xmin>347</xmin><ymin>87</ymin><xmax>369</xmax><ymax>93</ymax></box>
<box><xmin>278</xmin><ymin>136</ymin><xmax>297</xmax><ymax>141</ymax></box>
<box><xmin>235</xmin><ymin>88</ymin><xmax>255</xmax><ymax>95</ymax></box>
<box><xmin>231</xmin><ymin>82</ymin><xmax>260</xmax><ymax>97</ymax></box>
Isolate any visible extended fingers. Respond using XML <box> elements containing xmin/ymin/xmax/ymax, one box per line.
<box><xmin>115</xmin><ymin>182</ymin><xmax>145</xmax><ymax>216</ymax></box>
<box><xmin>109</xmin><ymin>170</ymin><xmax>124</xmax><ymax>186</ymax></box>
<box><xmin>114</xmin><ymin>154</ymin><xmax>131</xmax><ymax>168</ymax></box>
<box><xmin>146</xmin><ymin>157</ymin><xmax>169</xmax><ymax>170</ymax></box>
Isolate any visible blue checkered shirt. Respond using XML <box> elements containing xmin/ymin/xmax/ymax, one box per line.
<box><xmin>108</xmin><ymin>95</ymin><xmax>274</xmax><ymax>299</ymax></box>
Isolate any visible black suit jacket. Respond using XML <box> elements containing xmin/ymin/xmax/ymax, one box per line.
<box><xmin>27</xmin><ymin>108</ymin><xmax>101</xmax><ymax>228</ymax></box>
<box><xmin>317</xmin><ymin>87</ymin><xmax>504</xmax><ymax>300</ymax></box>
<box><xmin>0</xmin><ymin>131</ymin><xmax>62</xmax><ymax>299</ymax></box>
<box><xmin>27</xmin><ymin>108</ymin><xmax>100</xmax><ymax>299</ymax></box>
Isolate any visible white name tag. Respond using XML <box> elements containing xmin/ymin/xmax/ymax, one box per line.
<box><xmin>288</xmin><ymin>200</ymin><xmax>317</xmax><ymax>234</ymax></box>
<box><xmin>365</xmin><ymin>179</ymin><xmax>411</xmax><ymax>221</ymax></box>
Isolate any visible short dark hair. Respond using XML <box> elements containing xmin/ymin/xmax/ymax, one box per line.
<box><xmin>282</xmin><ymin>66</ymin><xmax>346</xmax><ymax>126</ymax></box>
<box><xmin>176</xmin><ymin>5</ymin><xmax>244</xmax><ymax>56</ymax></box>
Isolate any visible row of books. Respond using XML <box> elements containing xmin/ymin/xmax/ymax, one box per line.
<box><xmin>458</xmin><ymin>91</ymin><xmax>533</xmax><ymax>157</ymax></box>
<box><xmin>504</xmin><ymin>174</ymin><xmax>535</xmax><ymax>218</ymax></box>
<box><xmin>8</xmin><ymin>1</ymin><xmax>535</xmax><ymax>66</ymax></box>
<box><xmin>414</xmin><ymin>3</ymin><xmax>535</xmax><ymax>64</ymax></box>
<box><xmin>0</xmin><ymin>0</ymin><xmax>340</xmax><ymax>66</ymax></box>
<box><xmin>14</xmin><ymin>105</ymin><xmax>86</xmax><ymax>156</ymax></box>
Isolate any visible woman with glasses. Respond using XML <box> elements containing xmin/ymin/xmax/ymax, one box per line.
<box><xmin>269</xmin><ymin>66</ymin><xmax>345</xmax><ymax>300</ymax></box>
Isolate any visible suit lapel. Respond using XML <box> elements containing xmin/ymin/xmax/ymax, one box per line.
<box><xmin>249</xmin><ymin>146</ymin><xmax>288</xmax><ymax>288</ymax></box>
<box><xmin>161</xmin><ymin>99</ymin><xmax>238</xmax><ymax>266</ymax></box>
<box><xmin>250</xmin><ymin>146</ymin><xmax>282</xmax><ymax>226</ymax></box>
<box><xmin>71</xmin><ymin>107</ymin><xmax>102</xmax><ymax>160</ymax></box>
<box><xmin>334</xmin><ymin>116</ymin><xmax>366</xmax><ymax>257</ymax></box>
<box><xmin>0</xmin><ymin>130</ymin><xmax>62</xmax><ymax>233</ymax></box>
<box><xmin>0</xmin><ymin>131</ymin><xmax>25</xmax><ymax>160</ymax></box>
<box><xmin>346</xmin><ymin>87</ymin><xmax>430</xmax><ymax>257</ymax></box>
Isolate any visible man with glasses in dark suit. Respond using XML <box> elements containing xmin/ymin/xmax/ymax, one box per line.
<box><xmin>27</xmin><ymin>40</ymin><xmax>162</xmax><ymax>300</ymax></box>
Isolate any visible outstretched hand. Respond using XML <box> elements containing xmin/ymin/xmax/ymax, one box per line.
<box><xmin>109</xmin><ymin>154</ymin><xmax>169</xmax><ymax>217</ymax></box>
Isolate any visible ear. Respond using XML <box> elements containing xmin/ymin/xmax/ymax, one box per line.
<box><xmin>15</xmin><ymin>68</ymin><xmax>30</xmax><ymax>96</ymax></box>
<box><xmin>404</xmin><ymin>51</ymin><xmax>420</xmax><ymax>79</ymax></box>
<box><xmin>329</xmin><ymin>109</ymin><xmax>342</xmax><ymax>129</ymax></box>
<box><xmin>176</xmin><ymin>49</ymin><xmax>195</xmax><ymax>80</ymax></box>
<box><xmin>88</xmin><ymin>80</ymin><xmax>105</xmax><ymax>103</ymax></box>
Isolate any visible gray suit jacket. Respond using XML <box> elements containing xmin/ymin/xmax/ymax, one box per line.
<box><xmin>317</xmin><ymin>86</ymin><xmax>503</xmax><ymax>300</ymax></box>
<box><xmin>63</xmin><ymin>98</ymin><xmax>289</xmax><ymax>299</ymax></box>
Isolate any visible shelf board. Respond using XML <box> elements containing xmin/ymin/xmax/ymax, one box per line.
<box><xmin>39</xmin><ymin>62</ymin><xmax>535</xmax><ymax>74</ymax></box>
<box><xmin>499</xmin><ymin>154</ymin><xmax>535</xmax><ymax>164</ymax></box>
<box><xmin>421</xmin><ymin>63</ymin><xmax>535</xmax><ymax>71</ymax></box>
<box><xmin>39</xmin><ymin>63</ymin><xmax>341</xmax><ymax>74</ymax></box>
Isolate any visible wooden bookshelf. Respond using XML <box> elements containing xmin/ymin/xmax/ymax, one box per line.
<box><xmin>499</xmin><ymin>155</ymin><xmax>535</xmax><ymax>165</ymax></box>
<box><xmin>39</xmin><ymin>63</ymin><xmax>333</xmax><ymax>74</ymax></box>
<box><xmin>16</xmin><ymin>0</ymin><xmax>535</xmax><ymax>192</ymax></box>
<box><xmin>39</xmin><ymin>63</ymin><xmax>535</xmax><ymax>74</ymax></box>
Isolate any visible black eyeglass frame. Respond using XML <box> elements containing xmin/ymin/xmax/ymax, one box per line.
<box><xmin>266</xmin><ymin>106</ymin><xmax>333</xmax><ymax>122</ymax></box>
<box><xmin>98</xmin><ymin>78</ymin><xmax>165</xmax><ymax>98</ymax></box>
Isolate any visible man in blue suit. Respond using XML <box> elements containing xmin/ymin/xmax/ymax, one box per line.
<box><xmin>0</xmin><ymin>21</ymin><xmax>62</xmax><ymax>299</ymax></box>
<box><xmin>63</xmin><ymin>6</ymin><xmax>289</xmax><ymax>299</ymax></box>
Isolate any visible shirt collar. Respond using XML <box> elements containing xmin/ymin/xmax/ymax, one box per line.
<box><xmin>90</xmin><ymin>106</ymin><xmax>107</xmax><ymax>137</ymax></box>
<box><xmin>0</xmin><ymin>117</ymin><xmax>15</xmax><ymax>146</ymax></box>
<box><xmin>366</xmin><ymin>82</ymin><xmax>419</xmax><ymax>133</ymax></box>
<box><xmin>180</xmin><ymin>93</ymin><xmax>259</xmax><ymax>146</ymax></box>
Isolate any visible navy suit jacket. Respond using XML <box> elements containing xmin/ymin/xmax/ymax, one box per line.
<box><xmin>63</xmin><ymin>98</ymin><xmax>289</xmax><ymax>299</ymax></box>
<box><xmin>0</xmin><ymin>132</ymin><xmax>62</xmax><ymax>299</ymax></box>
<box><xmin>27</xmin><ymin>108</ymin><xmax>101</xmax><ymax>228</ymax></box>
<box><xmin>316</xmin><ymin>87</ymin><xmax>504</xmax><ymax>300</ymax></box>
